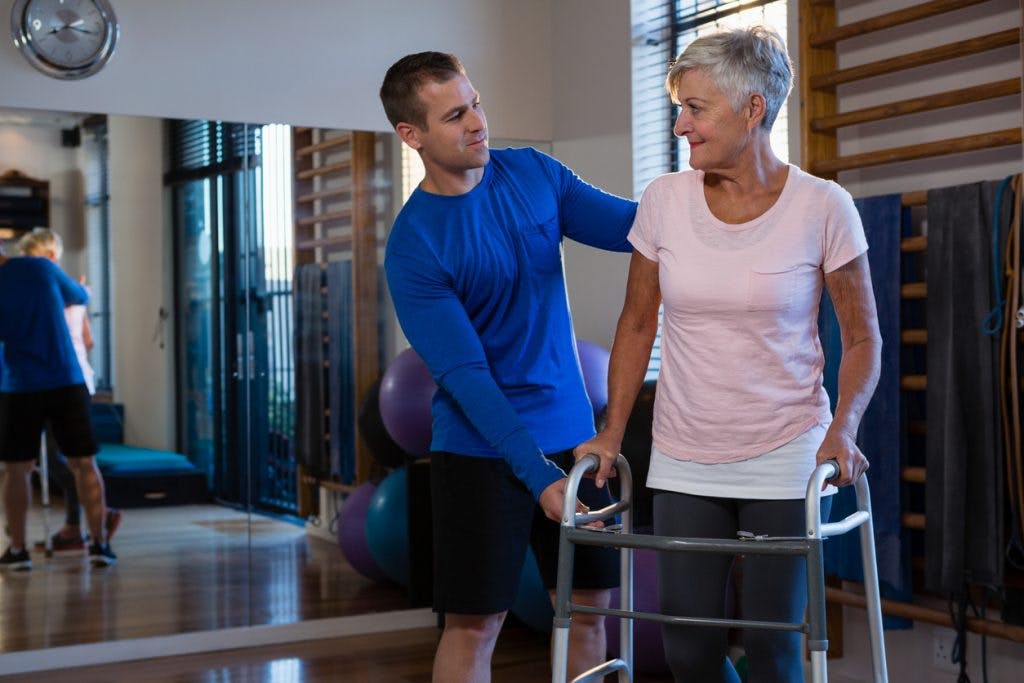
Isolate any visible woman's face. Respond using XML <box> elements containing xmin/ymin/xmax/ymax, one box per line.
<box><xmin>671</xmin><ymin>69</ymin><xmax>753</xmax><ymax>172</ymax></box>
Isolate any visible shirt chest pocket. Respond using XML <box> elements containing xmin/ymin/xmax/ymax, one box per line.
<box><xmin>519</xmin><ymin>218</ymin><xmax>563</xmax><ymax>275</ymax></box>
<box><xmin>746</xmin><ymin>266</ymin><xmax>797</xmax><ymax>312</ymax></box>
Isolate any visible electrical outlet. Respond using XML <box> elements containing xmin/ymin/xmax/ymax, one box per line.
<box><xmin>932</xmin><ymin>628</ymin><xmax>958</xmax><ymax>673</ymax></box>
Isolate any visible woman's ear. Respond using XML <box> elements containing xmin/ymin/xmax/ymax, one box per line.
<box><xmin>747</xmin><ymin>93</ymin><xmax>767</xmax><ymax>130</ymax></box>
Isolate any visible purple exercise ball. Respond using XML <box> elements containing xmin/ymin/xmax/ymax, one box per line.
<box><xmin>379</xmin><ymin>348</ymin><xmax>437</xmax><ymax>457</ymax></box>
<box><xmin>337</xmin><ymin>481</ymin><xmax>387</xmax><ymax>583</ymax></box>
<box><xmin>605</xmin><ymin>549</ymin><xmax>668</xmax><ymax>675</ymax></box>
<box><xmin>577</xmin><ymin>339</ymin><xmax>611</xmax><ymax>415</ymax></box>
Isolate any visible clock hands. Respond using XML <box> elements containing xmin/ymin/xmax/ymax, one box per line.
<box><xmin>45</xmin><ymin>18</ymin><xmax>95</xmax><ymax>37</ymax></box>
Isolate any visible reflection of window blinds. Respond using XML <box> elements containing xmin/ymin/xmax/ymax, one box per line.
<box><xmin>82</xmin><ymin>118</ymin><xmax>112</xmax><ymax>390</ymax></box>
<box><xmin>632</xmin><ymin>0</ymin><xmax>787</xmax><ymax>380</ymax></box>
<box><xmin>400</xmin><ymin>144</ymin><xmax>425</xmax><ymax>202</ymax></box>
<box><xmin>166</xmin><ymin>120</ymin><xmax>260</xmax><ymax>179</ymax></box>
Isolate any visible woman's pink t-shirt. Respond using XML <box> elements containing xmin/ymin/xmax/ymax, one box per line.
<box><xmin>628</xmin><ymin>165</ymin><xmax>868</xmax><ymax>464</ymax></box>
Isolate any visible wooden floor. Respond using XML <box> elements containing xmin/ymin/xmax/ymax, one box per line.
<box><xmin>0</xmin><ymin>501</ymin><xmax>409</xmax><ymax>653</ymax></box>
<box><xmin>0</xmin><ymin>501</ymin><xmax>677</xmax><ymax>681</ymax></box>
<box><xmin>0</xmin><ymin>624</ymin><xmax>678</xmax><ymax>682</ymax></box>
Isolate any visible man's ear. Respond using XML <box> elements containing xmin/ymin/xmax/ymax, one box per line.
<box><xmin>396</xmin><ymin>122</ymin><xmax>422</xmax><ymax>150</ymax></box>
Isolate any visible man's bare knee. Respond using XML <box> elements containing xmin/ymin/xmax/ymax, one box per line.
<box><xmin>443</xmin><ymin>612</ymin><xmax>506</xmax><ymax>642</ymax></box>
<box><xmin>65</xmin><ymin>456</ymin><xmax>96</xmax><ymax>474</ymax></box>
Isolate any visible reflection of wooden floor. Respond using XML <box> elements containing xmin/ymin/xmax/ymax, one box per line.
<box><xmin>0</xmin><ymin>502</ymin><xmax>410</xmax><ymax>653</ymax></box>
<box><xmin>1</xmin><ymin>624</ymin><xmax>681</xmax><ymax>682</ymax></box>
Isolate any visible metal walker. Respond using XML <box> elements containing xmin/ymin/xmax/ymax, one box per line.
<box><xmin>552</xmin><ymin>454</ymin><xmax>888</xmax><ymax>683</ymax></box>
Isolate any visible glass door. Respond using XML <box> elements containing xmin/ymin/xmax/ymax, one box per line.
<box><xmin>174</xmin><ymin>121</ymin><xmax>297</xmax><ymax>514</ymax></box>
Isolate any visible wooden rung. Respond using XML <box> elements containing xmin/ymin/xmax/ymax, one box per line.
<box><xmin>901</xmin><ymin>328</ymin><xmax>927</xmax><ymax>345</ymax></box>
<box><xmin>810</xmin><ymin>79</ymin><xmax>1021</xmax><ymax>132</ymax></box>
<box><xmin>901</xmin><ymin>466</ymin><xmax>927</xmax><ymax>483</ymax></box>
<box><xmin>901</xmin><ymin>236</ymin><xmax>927</xmax><ymax>253</ymax></box>
<box><xmin>811</xmin><ymin>128</ymin><xmax>1022</xmax><ymax>176</ymax></box>
<box><xmin>901</xmin><ymin>374</ymin><xmax>927</xmax><ymax>391</ymax></box>
<box><xmin>297</xmin><ymin>235</ymin><xmax>353</xmax><ymax>251</ymax></box>
<box><xmin>908</xmin><ymin>419</ymin><xmax>926</xmax><ymax>436</ymax></box>
<box><xmin>901</xmin><ymin>190</ymin><xmax>927</xmax><ymax>207</ymax></box>
<box><xmin>297</xmin><ymin>188</ymin><xmax>351</xmax><ymax>204</ymax></box>
<box><xmin>901</xmin><ymin>512</ymin><xmax>926</xmax><ymax>529</ymax></box>
<box><xmin>297</xmin><ymin>209</ymin><xmax>353</xmax><ymax>228</ymax></box>
<box><xmin>808</xmin><ymin>0</ymin><xmax>990</xmax><ymax>47</ymax></box>
<box><xmin>809</xmin><ymin>30</ymin><xmax>1020</xmax><ymax>91</ymax></box>
<box><xmin>825</xmin><ymin>586</ymin><xmax>1024</xmax><ymax>643</ymax></box>
<box><xmin>295</xmin><ymin>133</ymin><xmax>352</xmax><ymax>157</ymax></box>
<box><xmin>296</xmin><ymin>160</ymin><xmax>353</xmax><ymax>180</ymax></box>
<box><xmin>318</xmin><ymin>479</ymin><xmax>357</xmax><ymax>494</ymax></box>
<box><xmin>901</xmin><ymin>282</ymin><xmax>927</xmax><ymax>299</ymax></box>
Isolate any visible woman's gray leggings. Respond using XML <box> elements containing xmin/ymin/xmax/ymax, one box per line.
<box><xmin>653</xmin><ymin>491</ymin><xmax>833</xmax><ymax>683</ymax></box>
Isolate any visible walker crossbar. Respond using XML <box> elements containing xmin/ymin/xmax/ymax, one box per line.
<box><xmin>565</xmin><ymin>527</ymin><xmax>816</xmax><ymax>556</ymax></box>
<box><xmin>551</xmin><ymin>454</ymin><xmax>889</xmax><ymax>683</ymax></box>
<box><xmin>570</xmin><ymin>604</ymin><xmax>806</xmax><ymax>632</ymax></box>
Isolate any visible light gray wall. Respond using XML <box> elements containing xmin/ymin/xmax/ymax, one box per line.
<box><xmin>552</xmin><ymin>0</ymin><xmax>635</xmax><ymax>350</ymax></box>
<box><xmin>0</xmin><ymin>0</ymin><xmax>554</xmax><ymax>140</ymax></box>
<box><xmin>107</xmin><ymin>115</ymin><xmax>173</xmax><ymax>450</ymax></box>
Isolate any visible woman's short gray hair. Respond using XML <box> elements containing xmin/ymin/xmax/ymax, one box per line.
<box><xmin>666</xmin><ymin>25</ymin><xmax>792</xmax><ymax>131</ymax></box>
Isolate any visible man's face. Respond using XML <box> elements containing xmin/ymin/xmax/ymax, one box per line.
<box><xmin>406</xmin><ymin>74</ymin><xmax>489</xmax><ymax>174</ymax></box>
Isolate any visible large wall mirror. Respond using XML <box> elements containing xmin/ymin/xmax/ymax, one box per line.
<box><xmin>0</xmin><ymin>107</ymin><xmax>423</xmax><ymax>658</ymax></box>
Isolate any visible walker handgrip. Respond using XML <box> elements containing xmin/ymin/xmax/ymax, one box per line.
<box><xmin>562</xmin><ymin>453</ymin><xmax>632</xmax><ymax>527</ymax></box>
<box><xmin>821</xmin><ymin>459</ymin><xmax>840</xmax><ymax>481</ymax></box>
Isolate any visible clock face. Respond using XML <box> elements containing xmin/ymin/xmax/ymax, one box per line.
<box><xmin>11</xmin><ymin>0</ymin><xmax>119</xmax><ymax>79</ymax></box>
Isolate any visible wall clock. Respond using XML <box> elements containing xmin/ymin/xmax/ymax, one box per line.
<box><xmin>10</xmin><ymin>0</ymin><xmax>119</xmax><ymax>80</ymax></box>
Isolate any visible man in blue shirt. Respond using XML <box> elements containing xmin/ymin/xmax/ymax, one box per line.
<box><xmin>381</xmin><ymin>52</ymin><xmax>636</xmax><ymax>681</ymax></box>
<box><xmin>0</xmin><ymin>253</ymin><xmax>116</xmax><ymax>569</ymax></box>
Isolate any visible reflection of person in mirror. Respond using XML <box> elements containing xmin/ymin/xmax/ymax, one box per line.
<box><xmin>380</xmin><ymin>52</ymin><xmax>636</xmax><ymax>682</ymax></box>
<box><xmin>0</xmin><ymin>229</ymin><xmax>118</xmax><ymax>570</ymax></box>
<box><xmin>19</xmin><ymin>229</ymin><xmax>123</xmax><ymax>553</ymax></box>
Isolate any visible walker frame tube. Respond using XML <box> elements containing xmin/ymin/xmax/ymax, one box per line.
<box><xmin>552</xmin><ymin>454</ymin><xmax>888</xmax><ymax>683</ymax></box>
<box><xmin>38</xmin><ymin>432</ymin><xmax>52</xmax><ymax>557</ymax></box>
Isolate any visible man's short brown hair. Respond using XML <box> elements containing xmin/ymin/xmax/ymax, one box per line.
<box><xmin>380</xmin><ymin>51</ymin><xmax>466</xmax><ymax>129</ymax></box>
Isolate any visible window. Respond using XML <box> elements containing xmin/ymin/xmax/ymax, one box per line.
<box><xmin>81</xmin><ymin>117</ymin><xmax>113</xmax><ymax>391</ymax></box>
<box><xmin>631</xmin><ymin>0</ymin><xmax>789</xmax><ymax>380</ymax></box>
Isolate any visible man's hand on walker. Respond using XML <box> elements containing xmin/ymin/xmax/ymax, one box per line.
<box><xmin>539</xmin><ymin>478</ymin><xmax>603</xmax><ymax>527</ymax></box>
<box><xmin>572</xmin><ymin>433</ymin><xmax>620</xmax><ymax>489</ymax></box>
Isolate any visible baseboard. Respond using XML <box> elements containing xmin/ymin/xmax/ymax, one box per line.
<box><xmin>0</xmin><ymin>608</ymin><xmax>435</xmax><ymax>675</ymax></box>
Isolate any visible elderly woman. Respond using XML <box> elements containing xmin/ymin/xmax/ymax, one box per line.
<box><xmin>575</xmin><ymin>25</ymin><xmax>881</xmax><ymax>682</ymax></box>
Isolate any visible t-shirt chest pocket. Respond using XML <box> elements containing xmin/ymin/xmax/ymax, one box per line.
<box><xmin>519</xmin><ymin>218</ymin><xmax>563</xmax><ymax>275</ymax></box>
<box><xmin>746</xmin><ymin>266</ymin><xmax>797</xmax><ymax>312</ymax></box>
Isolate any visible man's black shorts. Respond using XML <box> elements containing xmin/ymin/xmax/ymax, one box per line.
<box><xmin>430</xmin><ymin>449</ymin><xmax>619</xmax><ymax>615</ymax></box>
<box><xmin>0</xmin><ymin>384</ymin><xmax>98</xmax><ymax>462</ymax></box>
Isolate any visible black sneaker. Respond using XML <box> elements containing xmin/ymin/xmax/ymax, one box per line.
<box><xmin>88</xmin><ymin>542</ymin><xmax>117</xmax><ymax>567</ymax></box>
<box><xmin>0</xmin><ymin>547</ymin><xmax>32</xmax><ymax>571</ymax></box>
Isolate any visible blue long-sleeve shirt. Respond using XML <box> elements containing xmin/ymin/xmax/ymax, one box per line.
<box><xmin>385</xmin><ymin>147</ymin><xmax>636</xmax><ymax>499</ymax></box>
<box><xmin>0</xmin><ymin>256</ymin><xmax>89</xmax><ymax>391</ymax></box>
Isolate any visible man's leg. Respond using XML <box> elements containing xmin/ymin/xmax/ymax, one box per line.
<box><xmin>2</xmin><ymin>461</ymin><xmax>35</xmax><ymax>549</ymax></box>
<box><xmin>46</xmin><ymin>437</ymin><xmax>84</xmax><ymax>541</ymax></box>
<box><xmin>65</xmin><ymin>456</ymin><xmax>106</xmax><ymax>545</ymax></box>
<box><xmin>430</xmin><ymin>453</ymin><xmax>535</xmax><ymax>683</ymax></box>
<box><xmin>433</xmin><ymin>612</ymin><xmax>506</xmax><ymax>683</ymax></box>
